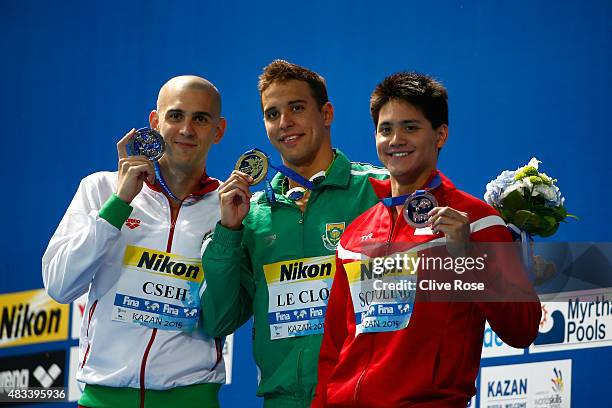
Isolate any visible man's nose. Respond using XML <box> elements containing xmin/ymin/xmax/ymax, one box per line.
<box><xmin>279</xmin><ymin>111</ymin><xmax>294</xmax><ymax>130</ymax></box>
<box><xmin>389</xmin><ymin>129</ymin><xmax>404</xmax><ymax>146</ymax></box>
<box><xmin>181</xmin><ymin>119</ymin><xmax>195</xmax><ymax>137</ymax></box>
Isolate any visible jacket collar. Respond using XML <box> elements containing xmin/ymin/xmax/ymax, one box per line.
<box><xmin>145</xmin><ymin>170</ymin><xmax>220</xmax><ymax>198</ymax></box>
<box><xmin>258</xmin><ymin>149</ymin><xmax>351</xmax><ymax>204</ymax></box>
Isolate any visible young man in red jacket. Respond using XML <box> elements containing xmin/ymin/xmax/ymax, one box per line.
<box><xmin>313</xmin><ymin>72</ymin><xmax>541</xmax><ymax>408</ymax></box>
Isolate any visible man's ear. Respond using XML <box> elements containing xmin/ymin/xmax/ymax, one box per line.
<box><xmin>149</xmin><ymin>110</ymin><xmax>159</xmax><ymax>130</ymax></box>
<box><xmin>436</xmin><ymin>124</ymin><xmax>449</xmax><ymax>148</ymax></box>
<box><xmin>322</xmin><ymin>102</ymin><xmax>334</xmax><ymax>127</ymax></box>
<box><xmin>213</xmin><ymin>117</ymin><xmax>227</xmax><ymax>144</ymax></box>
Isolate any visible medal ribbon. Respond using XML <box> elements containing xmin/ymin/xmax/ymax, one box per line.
<box><xmin>245</xmin><ymin>149</ymin><xmax>324</xmax><ymax>203</ymax></box>
<box><xmin>381</xmin><ymin>173</ymin><xmax>442</xmax><ymax>207</ymax></box>
<box><xmin>154</xmin><ymin>161</ymin><xmax>179</xmax><ymax>201</ymax></box>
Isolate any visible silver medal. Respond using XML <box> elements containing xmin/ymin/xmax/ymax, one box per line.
<box><xmin>127</xmin><ymin>128</ymin><xmax>165</xmax><ymax>161</ymax></box>
<box><xmin>403</xmin><ymin>191</ymin><xmax>438</xmax><ymax>228</ymax></box>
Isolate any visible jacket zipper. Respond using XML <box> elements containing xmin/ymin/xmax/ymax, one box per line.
<box><xmin>353</xmin><ymin>336</ymin><xmax>374</xmax><ymax>404</ymax></box>
<box><xmin>80</xmin><ymin>300</ymin><xmax>98</xmax><ymax>369</ymax></box>
<box><xmin>354</xmin><ymin>207</ymin><xmax>399</xmax><ymax>404</ymax></box>
<box><xmin>139</xmin><ymin>195</ymin><xmax>181</xmax><ymax>408</ymax></box>
<box><xmin>385</xmin><ymin>205</ymin><xmax>404</xmax><ymax>254</ymax></box>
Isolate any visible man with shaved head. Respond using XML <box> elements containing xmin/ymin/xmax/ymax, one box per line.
<box><xmin>43</xmin><ymin>75</ymin><xmax>227</xmax><ymax>408</ymax></box>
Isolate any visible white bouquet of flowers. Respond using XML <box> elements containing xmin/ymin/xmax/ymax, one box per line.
<box><xmin>484</xmin><ymin>158</ymin><xmax>575</xmax><ymax>238</ymax></box>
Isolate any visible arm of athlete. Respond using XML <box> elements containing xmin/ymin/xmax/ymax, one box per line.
<box><xmin>201</xmin><ymin>170</ymin><xmax>257</xmax><ymax>336</ymax></box>
<box><xmin>429</xmin><ymin>206</ymin><xmax>541</xmax><ymax>348</ymax></box>
<box><xmin>42</xmin><ymin>129</ymin><xmax>154</xmax><ymax>303</ymax></box>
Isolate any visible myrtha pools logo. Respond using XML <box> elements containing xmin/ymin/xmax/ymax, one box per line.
<box><xmin>534</xmin><ymin>304</ymin><xmax>566</xmax><ymax>345</ymax></box>
<box><xmin>533</xmin><ymin>295</ymin><xmax>610</xmax><ymax>350</ymax></box>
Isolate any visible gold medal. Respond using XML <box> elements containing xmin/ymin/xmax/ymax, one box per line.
<box><xmin>235</xmin><ymin>149</ymin><xmax>268</xmax><ymax>185</ymax></box>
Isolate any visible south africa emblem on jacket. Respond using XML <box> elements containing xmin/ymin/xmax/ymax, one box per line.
<box><xmin>322</xmin><ymin>222</ymin><xmax>345</xmax><ymax>250</ymax></box>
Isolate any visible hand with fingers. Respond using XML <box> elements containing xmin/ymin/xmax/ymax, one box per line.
<box><xmin>428</xmin><ymin>206</ymin><xmax>470</xmax><ymax>243</ymax></box>
<box><xmin>115</xmin><ymin>129</ymin><xmax>156</xmax><ymax>204</ymax></box>
<box><xmin>219</xmin><ymin>170</ymin><xmax>254</xmax><ymax>230</ymax></box>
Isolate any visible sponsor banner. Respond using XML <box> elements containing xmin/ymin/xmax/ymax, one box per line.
<box><xmin>71</xmin><ymin>293</ymin><xmax>88</xmax><ymax>340</ymax></box>
<box><xmin>223</xmin><ymin>334</ymin><xmax>233</xmax><ymax>384</ymax></box>
<box><xmin>111</xmin><ymin>245</ymin><xmax>203</xmax><ymax>332</ymax></box>
<box><xmin>68</xmin><ymin>346</ymin><xmax>85</xmax><ymax>401</ymax></box>
<box><xmin>264</xmin><ymin>255</ymin><xmax>335</xmax><ymax>339</ymax></box>
<box><xmin>0</xmin><ymin>289</ymin><xmax>69</xmax><ymax>348</ymax></box>
<box><xmin>0</xmin><ymin>350</ymin><xmax>67</xmax><ymax>398</ymax></box>
<box><xmin>531</xmin><ymin>288</ymin><xmax>612</xmax><ymax>353</ymax></box>
<box><xmin>480</xmin><ymin>359</ymin><xmax>571</xmax><ymax>408</ymax></box>
<box><xmin>467</xmin><ymin>395</ymin><xmax>476</xmax><ymax>407</ymax></box>
<box><xmin>481</xmin><ymin>321</ymin><xmax>525</xmax><ymax>358</ymax></box>
<box><xmin>345</xmin><ymin>256</ymin><xmax>416</xmax><ymax>335</ymax></box>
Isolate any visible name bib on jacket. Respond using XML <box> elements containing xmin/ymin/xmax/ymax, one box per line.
<box><xmin>344</xmin><ymin>255</ymin><xmax>416</xmax><ymax>335</ymax></box>
<box><xmin>264</xmin><ymin>255</ymin><xmax>336</xmax><ymax>340</ymax></box>
<box><xmin>111</xmin><ymin>245</ymin><xmax>204</xmax><ymax>331</ymax></box>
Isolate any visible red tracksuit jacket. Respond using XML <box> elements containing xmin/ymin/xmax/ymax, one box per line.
<box><xmin>313</xmin><ymin>172</ymin><xmax>541</xmax><ymax>408</ymax></box>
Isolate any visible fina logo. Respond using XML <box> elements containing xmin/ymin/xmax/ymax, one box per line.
<box><xmin>534</xmin><ymin>304</ymin><xmax>565</xmax><ymax>345</ymax></box>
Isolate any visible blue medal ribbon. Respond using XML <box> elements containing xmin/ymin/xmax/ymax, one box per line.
<box><xmin>246</xmin><ymin>149</ymin><xmax>324</xmax><ymax>203</ymax></box>
<box><xmin>154</xmin><ymin>161</ymin><xmax>179</xmax><ymax>201</ymax></box>
<box><xmin>381</xmin><ymin>173</ymin><xmax>442</xmax><ymax>207</ymax></box>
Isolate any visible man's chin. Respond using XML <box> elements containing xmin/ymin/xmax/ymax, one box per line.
<box><xmin>388</xmin><ymin>167</ymin><xmax>413</xmax><ymax>179</ymax></box>
<box><xmin>278</xmin><ymin>150</ymin><xmax>310</xmax><ymax>167</ymax></box>
<box><xmin>164</xmin><ymin>158</ymin><xmax>204</xmax><ymax>172</ymax></box>
<box><xmin>389</xmin><ymin>168</ymin><xmax>424</xmax><ymax>184</ymax></box>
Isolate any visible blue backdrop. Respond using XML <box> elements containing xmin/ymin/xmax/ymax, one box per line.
<box><xmin>1</xmin><ymin>0</ymin><xmax>610</xmax><ymax>407</ymax></box>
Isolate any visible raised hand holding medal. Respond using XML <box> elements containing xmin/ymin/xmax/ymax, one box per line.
<box><xmin>117</xmin><ymin>127</ymin><xmax>181</xmax><ymax>203</ymax></box>
<box><xmin>381</xmin><ymin>172</ymin><xmax>469</xmax><ymax>243</ymax></box>
<box><xmin>129</xmin><ymin>127</ymin><xmax>181</xmax><ymax>201</ymax></box>
<box><xmin>116</xmin><ymin>128</ymin><xmax>157</xmax><ymax>204</ymax></box>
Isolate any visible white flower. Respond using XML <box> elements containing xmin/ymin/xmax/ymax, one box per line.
<box><xmin>533</xmin><ymin>183</ymin><xmax>563</xmax><ymax>207</ymax></box>
<box><xmin>527</xmin><ymin>157</ymin><xmax>541</xmax><ymax>170</ymax></box>
<box><xmin>484</xmin><ymin>170</ymin><xmax>517</xmax><ymax>206</ymax></box>
<box><xmin>500</xmin><ymin>180</ymin><xmax>526</xmax><ymax>200</ymax></box>
<box><xmin>522</xmin><ymin>177</ymin><xmax>533</xmax><ymax>191</ymax></box>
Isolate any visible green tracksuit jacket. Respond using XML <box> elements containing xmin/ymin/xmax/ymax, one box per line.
<box><xmin>201</xmin><ymin>150</ymin><xmax>387</xmax><ymax>407</ymax></box>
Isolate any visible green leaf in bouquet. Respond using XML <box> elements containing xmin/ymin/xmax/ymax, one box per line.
<box><xmin>539</xmin><ymin>222</ymin><xmax>559</xmax><ymax>237</ymax></box>
<box><xmin>514</xmin><ymin>210</ymin><xmax>540</xmax><ymax>230</ymax></box>
<box><xmin>501</xmin><ymin>190</ymin><xmax>528</xmax><ymax>213</ymax></box>
<box><xmin>532</xmin><ymin>204</ymin><xmax>554</xmax><ymax>215</ymax></box>
<box><xmin>540</xmin><ymin>215</ymin><xmax>556</xmax><ymax>230</ymax></box>
<box><xmin>531</xmin><ymin>196</ymin><xmax>550</xmax><ymax>208</ymax></box>
<box><xmin>498</xmin><ymin>208</ymin><xmax>515</xmax><ymax>224</ymax></box>
<box><xmin>552</xmin><ymin>206</ymin><xmax>568</xmax><ymax>221</ymax></box>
